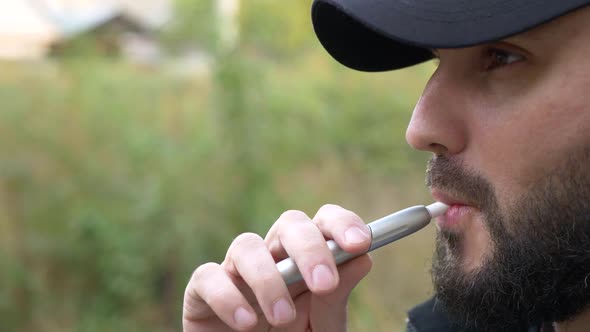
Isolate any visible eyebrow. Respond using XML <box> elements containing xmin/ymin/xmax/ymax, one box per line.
<box><xmin>503</xmin><ymin>23</ymin><xmax>550</xmax><ymax>46</ymax></box>
<box><xmin>504</xmin><ymin>34</ymin><xmax>531</xmax><ymax>45</ymax></box>
<box><xmin>429</xmin><ymin>35</ymin><xmax>531</xmax><ymax>57</ymax></box>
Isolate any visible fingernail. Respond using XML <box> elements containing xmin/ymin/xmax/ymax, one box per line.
<box><xmin>272</xmin><ymin>298</ymin><xmax>295</xmax><ymax>323</ymax></box>
<box><xmin>345</xmin><ymin>226</ymin><xmax>370</xmax><ymax>245</ymax></box>
<box><xmin>312</xmin><ymin>264</ymin><xmax>335</xmax><ymax>291</ymax></box>
<box><xmin>234</xmin><ymin>306</ymin><xmax>256</xmax><ymax>328</ymax></box>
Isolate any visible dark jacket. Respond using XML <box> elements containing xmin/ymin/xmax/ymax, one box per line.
<box><xmin>405</xmin><ymin>297</ymin><xmax>550</xmax><ymax>332</ymax></box>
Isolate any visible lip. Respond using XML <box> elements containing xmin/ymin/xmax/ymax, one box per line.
<box><xmin>430</xmin><ymin>189</ymin><xmax>472</xmax><ymax>207</ymax></box>
<box><xmin>430</xmin><ymin>189</ymin><xmax>478</xmax><ymax>231</ymax></box>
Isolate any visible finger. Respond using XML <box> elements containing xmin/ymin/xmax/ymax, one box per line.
<box><xmin>313</xmin><ymin>204</ymin><xmax>371</xmax><ymax>254</ymax></box>
<box><xmin>272</xmin><ymin>210</ymin><xmax>340</xmax><ymax>294</ymax></box>
<box><xmin>320</xmin><ymin>253</ymin><xmax>373</xmax><ymax>303</ymax></box>
<box><xmin>264</xmin><ymin>210</ymin><xmax>312</xmax><ymax>260</ymax></box>
<box><xmin>224</xmin><ymin>232</ymin><xmax>297</xmax><ymax>327</ymax></box>
<box><xmin>183</xmin><ymin>262</ymin><xmax>258</xmax><ymax>332</ymax></box>
<box><xmin>309</xmin><ymin>254</ymin><xmax>373</xmax><ymax>331</ymax></box>
<box><xmin>281</xmin><ymin>292</ymin><xmax>313</xmax><ymax>332</ymax></box>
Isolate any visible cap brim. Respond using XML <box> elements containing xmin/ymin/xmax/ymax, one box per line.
<box><xmin>312</xmin><ymin>0</ymin><xmax>590</xmax><ymax>72</ymax></box>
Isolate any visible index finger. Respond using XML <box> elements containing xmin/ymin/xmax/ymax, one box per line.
<box><xmin>312</xmin><ymin>204</ymin><xmax>371</xmax><ymax>254</ymax></box>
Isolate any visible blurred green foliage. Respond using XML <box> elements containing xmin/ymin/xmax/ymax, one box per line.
<box><xmin>162</xmin><ymin>0</ymin><xmax>217</xmax><ymax>50</ymax></box>
<box><xmin>241</xmin><ymin>0</ymin><xmax>315</xmax><ymax>56</ymax></box>
<box><xmin>0</xmin><ymin>1</ymin><xmax>437</xmax><ymax>331</ymax></box>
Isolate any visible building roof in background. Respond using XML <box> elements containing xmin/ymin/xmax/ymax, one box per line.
<box><xmin>0</xmin><ymin>0</ymin><xmax>170</xmax><ymax>39</ymax></box>
<box><xmin>34</xmin><ymin>0</ymin><xmax>171</xmax><ymax>35</ymax></box>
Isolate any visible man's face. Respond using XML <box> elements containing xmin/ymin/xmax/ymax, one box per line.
<box><xmin>405</xmin><ymin>6</ymin><xmax>590</xmax><ymax>330</ymax></box>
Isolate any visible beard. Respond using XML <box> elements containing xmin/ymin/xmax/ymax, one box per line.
<box><xmin>428</xmin><ymin>149</ymin><xmax>590</xmax><ymax>331</ymax></box>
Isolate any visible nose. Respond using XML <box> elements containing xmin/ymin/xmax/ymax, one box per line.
<box><xmin>405</xmin><ymin>70</ymin><xmax>468</xmax><ymax>156</ymax></box>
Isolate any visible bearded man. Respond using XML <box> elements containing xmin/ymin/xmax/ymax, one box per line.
<box><xmin>183</xmin><ymin>1</ymin><xmax>590</xmax><ymax>331</ymax></box>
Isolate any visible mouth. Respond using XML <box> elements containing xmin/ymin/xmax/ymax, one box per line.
<box><xmin>431</xmin><ymin>189</ymin><xmax>479</xmax><ymax>232</ymax></box>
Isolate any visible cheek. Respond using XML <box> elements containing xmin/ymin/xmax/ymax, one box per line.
<box><xmin>521</xmin><ymin>75</ymin><xmax>590</xmax><ymax>173</ymax></box>
<box><xmin>467</xmin><ymin>75</ymin><xmax>590</xmax><ymax>206</ymax></box>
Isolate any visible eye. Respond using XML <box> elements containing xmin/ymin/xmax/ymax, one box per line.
<box><xmin>484</xmin><ymin>48</ymin><xmax>525</xmax><ymax>71</ymax></box>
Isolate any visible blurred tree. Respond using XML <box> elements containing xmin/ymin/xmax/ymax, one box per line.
<box><xmin>216</xmin><ymin>0</ymin><xmax>240</xmax><ymax>52</ymax></box>
<box><xmin>161</xmin><ymin>0</ymin><xmax>315</xmax><ymax>58</ymax></box>
<box><xmin>240</xmin><ymin>0</ymin><xmax>315</xmax><ymax>57</ymax></box>
<box><xmin>160</xmin><ymin>0</ymin><xmax>216</xmax><ymax>51</ymax></box>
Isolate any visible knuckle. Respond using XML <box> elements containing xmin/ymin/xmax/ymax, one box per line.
<box><xmin>193</xmin><ymin>262</ymin><xmax>220</xmax><ymax>282</ymax></box>
<box><xmin>343</xmin><ymin>210</ymin><xmax>363</xmax><ymax>224</ymax></box>
<box><xmin>227</xmin><ymin>233</ymin><xmax>264</xmax><ymax>259</ymax></box>
<box><xmin>280</xmin><ymin>209</ymin><xmax>309</xmax><ymax>221</ymax></box>
<box><xmin>234</xmin><ymin>232</ymin><xmax>263</xmax><ymax>245</ymax></box>
<box><xmin>318</xmin><ymin>203</ymin><xmax>342</xmax><ymax>212</ymax></box>
<box><xmin>276</xmin><ymin>220</ymin><xmax>317</xmax><ymax>242</ymax></box>
<box><xmin>205</xmin><ymin>286</ymin><xmax>233</xmax><ymax>305</ymax></box>
<box><xmin>315</xmin><ymin>204</ymin><xmax>362</xmax><ymax>226</ymax></box>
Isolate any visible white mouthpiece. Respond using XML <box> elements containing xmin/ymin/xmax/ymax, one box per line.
<box><xmin>426</xmin><ymin>202</ymin><xmax>449</xmax><ymax>218</ymax></box>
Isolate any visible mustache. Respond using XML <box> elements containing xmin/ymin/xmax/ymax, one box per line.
<box><xmin>426</xmin><ymin>156</ymin><xmax>496</xmax><ymax>211</ymax></box>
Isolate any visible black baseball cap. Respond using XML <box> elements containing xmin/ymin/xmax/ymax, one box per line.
<box><xmin>311</xmin><ymin>0</ymin><xmax>590</xmax><ymax>72</ymax></box>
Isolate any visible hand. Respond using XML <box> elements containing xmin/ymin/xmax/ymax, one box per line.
<box><xmin>183</xmin><ymin>204</ymin><xmax>373</xmax><ymax>331</ymax></box>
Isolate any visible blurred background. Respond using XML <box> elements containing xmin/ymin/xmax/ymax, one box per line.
<box><xmin>0</xmin><ymin>0</ymin><xmax>438</xmax><ymax>331</ymax></box>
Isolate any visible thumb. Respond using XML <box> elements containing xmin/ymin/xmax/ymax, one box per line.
<box><xmin>308</xmin><ymin>254</ymin><xmax>373</xmax><ymax>331</ymax></box>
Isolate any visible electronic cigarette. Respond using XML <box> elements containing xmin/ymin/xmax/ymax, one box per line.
<box><xmin>277</xmin><ymin>202</ymin><xmax>448</xmax><ymax>285</ymax></box>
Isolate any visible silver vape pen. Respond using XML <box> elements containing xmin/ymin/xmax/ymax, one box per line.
<box><xmin>276</xmin><ymin>202</ymin><xmax>448</xmax><ymax>285</ymax></box>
